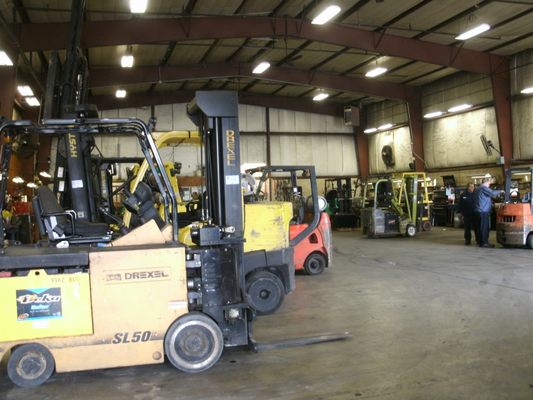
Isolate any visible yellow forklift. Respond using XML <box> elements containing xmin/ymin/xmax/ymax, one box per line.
<box><xmin>0</xmin><ymin>92</ymin><xmax>348</xmax><ymax>387</ymax></box>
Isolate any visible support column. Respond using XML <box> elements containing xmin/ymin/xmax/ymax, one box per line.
<box><xmin>491</xmin><ymin>58</ymin><xmax>513</xmax><ymax>170</ymax></box>
<box><xmin>354</xmin><ymin>108</ymin><xmax>369</xmax><ymax>178</ymax></box>
<box><xmin>407</xmin><ymin>93</ymin><xmax>425</xmax><ymax>172</ymax></box>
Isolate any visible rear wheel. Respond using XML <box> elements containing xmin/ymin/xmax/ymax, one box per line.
<box><xmin>304</xmin><ymin>252</ymin><xmax>327</xmax><ymax>276</ymax></box>
<box><xmin>406</xmin><ymin>224</ymin><xmax>416</xmax><ymax>237</ymax></box>
<box><xmin>527</xmin><ymin>233</ymin><xmax>533</xmax><ymax>249</ymax></box>
<box><xmin>7</xmin><ymin>343</ymin><xmax>55</xmax><ymax>388</ymax></box>
<box><xmin>165</xmin><ymin>312</ymin><xmax>223</xmax><ymax>373</ymax></box>
<box><xmin>246</xmin><ymin>271</ymin><xmax>285</xmax><ymax>315</ymax></box>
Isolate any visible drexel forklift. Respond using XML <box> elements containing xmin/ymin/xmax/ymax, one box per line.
<box><xmin>0</xmin><ymin>92</ymin><xmax>347</xmax><ymax>388</ymax></box>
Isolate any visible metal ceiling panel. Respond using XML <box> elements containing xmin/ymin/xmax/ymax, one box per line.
<box><xmin>167</xmin><ymin>40</ymin><xmax>214</xmax><ymax>64</ymax></box>
<box><xmin>490</xmin><ymin>35</ymin><xmax>533</xmax><ymax>56</ymax></box>
<box><xmin>341</xmin><ymin>0</ymin><xmax>423</xmax><ymax>30</ymax></box>
<box><xmin>90</xmin><ymin>44</ymin><xmax>168</xmax><ymax>67</ymax></box>
<box><xmin>194</xmin><ymin>0</ymin><xmax>245</xmax><ymax>15</ymax></box>
<box><xmin>248</xmin><ymin>82</ymin><xmax>284</xmax><ymax>94</ymax></box>
<box><xmin>385</xmin><ymin>0</ymin><xmax>482</xmax><ymax>36</ymax></box>
<box><xmin>202</xmin><ymin>39</ymin><xmax>254</xmax><ymax>63</ymax></box>
<box><xmin>407</xmin><ymin>67</ymin><xmax>459</xmax><ymax>86</ymax></box>
<box><xmin>315</xmin><ymin>53</ymin><xmax>377</xmax><ymax>74</ymax></box>
<box><xmin>237</xmin><ymin>0</ymin><xmax>282</xmax><ymax>16</ymax></box>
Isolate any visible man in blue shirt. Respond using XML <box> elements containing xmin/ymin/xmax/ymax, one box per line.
<box><xmin>473</xmin><ymin>176</ymin><xmax>504</xmax><ymax>248</ymax></box>
<box><xmin>458</xmin><ymin>182</ymin><xmax>477</xmax><ymax>245</ymax></box>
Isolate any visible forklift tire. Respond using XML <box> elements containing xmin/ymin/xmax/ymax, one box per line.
<box><xmin>528</xmin><ymin>234</ymin><xmax>533</xmax><ymax>249</ymax></box>
<box><xmin>304</xmin><ymin>252</ymin><xmax>327</xmax><ymax>276</ymax></box>
<box><xmin>246</xmin><ymin>271</ymin><xmax>285</xmax><ymax>315</ymax></box>
<box><xmin>164</xmin><ymin>312</ymin><xmax>223</xmax><ymax>374</ymax></box>
<box><xmin>7</xmin><ymin>343</ymin><xmax>55</xmax><ymax>387</ymax></box>
<box><xmin>406</xmin><ymin>225</ymin><xmax>416</xmax><ymax>237</ymax></box>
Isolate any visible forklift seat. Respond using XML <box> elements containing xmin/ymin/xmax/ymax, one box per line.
<box><xmin>33</xmin><ymin>186</ymin><xmax>110</xmax><ymax>242</ymax></box>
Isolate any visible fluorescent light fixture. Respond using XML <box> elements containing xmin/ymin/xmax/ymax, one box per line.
<box><xmin>130</xmin><ymin>0</ymin><xmax>147</xmax><ymax>13</ymax></box>
<box><xmin>448</xmin><ymin>103</ymin><xmax>472</xmax><ymax>113</ymax></box>
<box><xmin>115</xmin><ymin>89</ymin><xmax>127</xmax><ymax>98</ymax></box>
<box><xmin>17</xmin><ymin>85</ymin><xmax>33</xmax><ymax>96</ymax></box>
<box><xmin>12</xmin><ymin>176</ymin><xmax>24</xmax><ymax>184</ymax></box>
<box><xmin>364</xmin><ymin>127</ymin><xmax>377</xmax><ymax>134</ymax></box>
<box><xmin>424</xmin><ymin>111</ymin><xmax>443</xmax><ymax>119</ymax></box>
<box><xmin>26</xmin><ymin>182</ymin><xmax>38</xmax><ymax>189</ymax></box>
<box><xmin>0</xmin><ymin>51</ymin><xmax>13</xmax><ymax>66</ymax></box>
<box><xmin>252</xmin><ymin>61</ymin><xmax>270</xmax><ymax>74</ymax></box>
<box><xmin>312</xmin><ymin>5</ymin><xmax>341</xmax><ymax>25</ymax></box>
<box><xmin>39</xmin><ymin>171</ymin><xmax>52</xmax><ymax>179</ymax></box>
<box><xmin>365</xmin><ymin>67</ymin><xmax>387</xmax><ymax>78</ymax></box>
<box><xmin>25</xmin><ymin>97</ymin><xmax>40</xmax><ymax>107</ymax></box>
<box><xmin>456</xmin><ymin>23</ymin><xmax>490</xmax><ymax>40</ymax></box>
<box><xmin>313</xmin><ymin>93</ymin><xmax>329</xmax><ymax>101</ymax></box>
<box><xmin>378</xmin><ymin>123</ymin><xmax>393</xmax><ymax>131</ymax></box>
<box><xmin>121</xmin><ymin>54</ymin><xmax>134</xmax><ymax>68</ymax></box>
<box><xmin>521</xmin><ymin>87</ymin><xmax>533</xmax><ymax>94</ymax></box>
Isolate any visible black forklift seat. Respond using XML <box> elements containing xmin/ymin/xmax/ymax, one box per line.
<box><xmin>33</xmin><ymin>186</ymin><xmax>110</xmax><ymax>242</ymax></box>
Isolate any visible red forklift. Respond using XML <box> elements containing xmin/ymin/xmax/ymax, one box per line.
<box><xmin>248</xmin><ymin>166</ymin><xmax>332</xmax><ymax>275</ymax></box>
<box><xmin>496</xmin><ymin>167</ymin><xmax>533</xmax><ymax>248</ymax></box>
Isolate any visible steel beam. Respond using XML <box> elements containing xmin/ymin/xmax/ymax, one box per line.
<box><xmin>89</xmin><ymin>90</ymin><xmax>344</xmax><ymax>116</ymax></box>
<box><xmin>17</xmin><ymin>16</ymin><xmax>506</xmax><ymax>75</ymax></box>
<box><xmin>491</xmin><ymin>59</ymin><xmax>513</xmax><ymax>170</ymax></box>
<box><xmin>354</xmin><ymin>111</ymin><xmax>369</xmax><ymax>178</ymax></box>
<box><xmin>88</xmin><ymin>63</ymin><xmax>419</xmax><ymax>101</ymax></box>
<box><xmin>406</xmin><ymin>94</ymin><xmax>425</xmax><ymax>172</ymax></box>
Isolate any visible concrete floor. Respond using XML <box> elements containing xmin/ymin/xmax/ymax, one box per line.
<box><xmin>2</xmin><ymin>227</ymin><xmax>533</xmax><ymax>399</ymax></box>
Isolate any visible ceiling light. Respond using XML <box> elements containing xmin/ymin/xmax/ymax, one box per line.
<box><xmin>364</xmin><ymin>127</ymin><xmax>377</xmax><ymax>134</ymax></box>
<box><xmin>448</xmin><ymin>104</ymin><xmax>472</xmax><ymax>113</ymax></box>
<box><xmin>252</xmin><ymin>61</ymin><xmax>270</xmax><ymax>74</ymax></box>
<box><xmin>116</xmin><ymin>89</ymin><xmax>127</xmax><ymax>98</ymax></box>
<box><xmin>39</xmin><ymin>171</ymin><xmax>52</xmax><ymax>179</ymax></box>
<box><xmin>17</xmin><ymin>85</ymin><xmax>33</xmax><ymax>96</ymax></box>
<box><xmin>0</xmin><ymin>51</ymin><xmax>13</xmax><ymax>66</ymax></box>
<box><xmin>424</xmin><ymin>111</ymin><xmax>443</xmax><ymax>119</ymax></box>
<box><xmin>25</xmin><ymin>97</ymin><xmax>40</xmax><ymax>107</ymax></box>
<box><xmin>455</xmin><ymin>23</ymin><xmax>490</xmax><ymax>40</ymax></box>
<box><xmin>313</xmin><ymin>93</ymin><xmax>329</xmax><ymax>101</ymax></box>
<box><xmin>521</xmin><ymin>87</ymin><xmax>533</xmax><ymax>95</ymax></box>
<box><xmin>312</xmin><ymin>5</ymin><xmax>341</xmax><ymax>25</ymax></box>
<box><xmin>12</xmin><ymin>176</ymin><xmax>24</xmax><ymax>184</ymax></box>
<box><xmin>130</xmin><ymin>0</ymin><xmax>147</xmax><ymax>13</ymax></box>
<box><xmin>121</xmin><ymin>54</ymin><xmax>134</xmax><ymax>68</ymax></box>
<box><xmin>26</xmin><ymin>182</ymin><xmax>38</xmax><ymax>189</ymax></box>
<box><xmin>378</xmin><ymin>123</ymin><xmax>393</xmax><ymax>131</ymax></box>
<box><xmin>365</xmin><ymin>67</ymin><xmax>387</xmax><ymax>78</ymax></box>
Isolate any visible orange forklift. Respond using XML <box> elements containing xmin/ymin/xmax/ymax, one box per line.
<box><xmin>496</xmin><ymin>167</ymin><xmax>533</xmax><ymax>248</ymax></box>
<box><xmin>247</xmin><ymin>166</ymin><xmax>332</xmax><ymax>275</ymax></box>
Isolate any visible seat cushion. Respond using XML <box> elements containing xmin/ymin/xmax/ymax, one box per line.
<box><xmin>68</xmin><ymin>220</ymin><xmax>109</xmax><ymax>237</ymax></box>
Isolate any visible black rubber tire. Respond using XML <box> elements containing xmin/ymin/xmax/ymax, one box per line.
<box><xmin>527</xmin><ymin>233</ymin><xmax>533</xmax><ymax>249</ymax></box>
<box><xmin>406</xmin><ymin>224</ymin><xmax>416</xmax><ymax>237</ymax></box>
<box><xmin>304</xmin><ymin>252</ymin><xmax>327</xmax><ymax>276</ymax></box>
<box><xmin>7</xmin><ymin>343</ymin><xmax>55</xmax><ymax>388</ymax></box>
<box><xmin>246</xmin><ymin>271</ymin><xmax>285</xmax><ymax>315</ymax></box>
<box><xmin>421</xmin><ymin>220</ymin><xmax>432</xmax><ymax>232</ymax></box>
<box><xmin>164</xmin><ymin>312</ymin><xmax>223</xmax><ymax>374</ymax></box>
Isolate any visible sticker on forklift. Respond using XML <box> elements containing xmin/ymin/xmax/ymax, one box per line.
<box><xmin>58</xmin><ymin>180</ymin><xmax>65</xmax><ymax>192</ymax></box>
<box><xmin>57</xmin><ymin>166</ymin><xmax>64</xmax><ymax>178</ymax></box>
<box><xmin>225</xmin><ymin>175</ymin><xmax>240</xmax><ymax>185</ymax></box>
<box><xmin>16</xmin><ymin>288</ymin><xmax>62</xmax><ymax>321</ymax></box>
<box><xmin>72</xmin><ymin>179</ymin><xmax>84</xmax><ymax>189</ymax></box>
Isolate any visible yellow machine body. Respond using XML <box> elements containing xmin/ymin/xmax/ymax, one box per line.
<box><xmin>0</xmin><ymin>244</ymin><xmax>188</xmax><ymax>373</ymax></box>
<box><xmin>243</xmin><ymin>202</ymin><xmax>293</xmax><ymax>252</ymax></box>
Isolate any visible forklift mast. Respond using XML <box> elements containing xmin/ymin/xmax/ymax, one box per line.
<box><xmin>44</xmin><ymin>0</ymin><xmax>95</xmax><ymax>222</ymax></box>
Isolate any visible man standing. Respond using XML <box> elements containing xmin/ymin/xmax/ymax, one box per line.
<box><xmin>458</xmin><ymin>182</ymin><xmax>477</xmax><ymax>245</ymax></box>
<box><xmin>473</xmin><ymin>176</ymin><xmax>503</xmax><ymax>248</ymax></box>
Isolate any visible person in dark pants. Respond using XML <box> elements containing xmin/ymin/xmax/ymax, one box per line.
<box><xmin>473</xmin><ymin>176</ymin><xmax>504</xmax><ymax>248</ymax></box>
<box><xmin>458</xmin><ymin>182</ymin><xmax>477</xmax><ymax>245</ymax></box>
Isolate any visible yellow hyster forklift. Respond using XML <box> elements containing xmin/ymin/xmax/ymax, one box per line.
<box><xmin>0</xmin><ymin>92</ymin><xmax>347</xmax><ymax>388</ymax></box>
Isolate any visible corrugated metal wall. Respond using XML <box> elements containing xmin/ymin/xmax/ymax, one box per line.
<box><xmin>99</xmin><ymin>103</ymin><xmax>358</xmax><ymax>177</ymax></box>
<box><xmin>368</xmin><ymin>127</ymin><xmax>412</xmax><ymax>174</ymax></box>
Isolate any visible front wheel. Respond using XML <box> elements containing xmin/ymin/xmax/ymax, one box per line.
<box><xmin>527</xmin><ymin>233</ymin><xmax>533</xmax><ymax>249</ymax></box>
<box><xmin>164</xmin><ymin>312</ymin><xmax>223</xmax><ymax>373</ymax></box>
<box><xmin>406</xmin><ymin>224</ymin><xmax>416</xmax><ymax>237</ymax></box>
<box><xmin>246</xmin><ymin>271</ymin><xmax>285</xmax><ymax>315</ymax></box>
<box><xmin>304</xmin><ymin>252</ymin><xmax>327</xmax><ymax>276</ymax></box>
<box><xmin>7</xmin><ymin>343</ymin><xmax>55</xmax><ymax>387</ymax></box>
